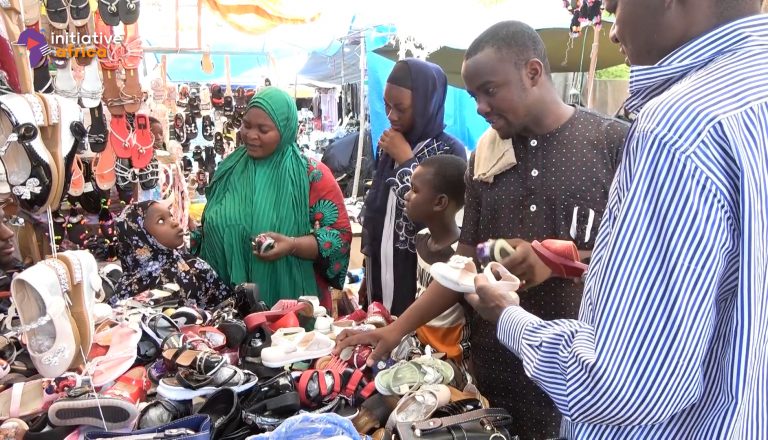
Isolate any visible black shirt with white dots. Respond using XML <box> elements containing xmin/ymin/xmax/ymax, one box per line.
<box><xmin>461</xmin><ymin>106</ymin><xmax>629</xmax><ymax>439</ymax></box>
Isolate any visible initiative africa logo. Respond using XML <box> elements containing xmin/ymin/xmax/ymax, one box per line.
<box><xmin>15</xmin><ymin>28</ymin><xmax>118</xmax><ymax>65</ymax></box>
<box><xmin>16</xmin><ymin>28</ymin><xmax>52</xmax><ymax>67</ymax></box>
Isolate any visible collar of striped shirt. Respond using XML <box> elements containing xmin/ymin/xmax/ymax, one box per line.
<box><xmin>625</xmin><ymin>14</ymin><xmax>768</xmax><ymax>114</ymax></box>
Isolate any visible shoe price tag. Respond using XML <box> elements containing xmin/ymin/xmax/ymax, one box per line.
<box><xmin>83</xmin><ymin>182</ymin><xmax>94</xmax><ymax>193</ymax></box>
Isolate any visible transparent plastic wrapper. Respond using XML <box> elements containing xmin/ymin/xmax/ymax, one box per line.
<box><xmin>246</xmin><ymin>412</ymin><xmax>367</xmax><ymax>440</ymax></box>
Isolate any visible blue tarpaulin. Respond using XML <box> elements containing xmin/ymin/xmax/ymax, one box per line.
<box><xmin>364</xmin><ymin>29</ymin><xmax>487</xmax><ymax>153</ymax></box>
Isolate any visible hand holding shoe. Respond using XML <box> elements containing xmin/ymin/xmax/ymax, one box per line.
<box><xmin>464</xmin><ymin>272</ymin><xmax>520</xmax><ymax>323</ymax></box>
<box><xmin>334</xmin><ymin>326</ymin><xmax>400</xmax><ymax>367</ymax></box>
<box><xmin>499</xmin><ymin>239</ymin><xmax>551</xmax><ymax>288</ymax></box>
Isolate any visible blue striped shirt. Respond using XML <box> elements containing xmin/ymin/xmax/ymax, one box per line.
<box><xmin>497</xmin><ymin>15</ymin><xmax>768</xmax><ymax>439</ymax></box>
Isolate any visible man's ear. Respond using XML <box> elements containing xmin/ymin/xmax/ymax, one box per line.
<box><xmin>524</xmin><ymin>58</ymin><xmax>545</xmax><ymax>88</ymax></box>
<box><xmin>433</xmin><ymin>194</ymin><xmax>449</xmax><ymax>211</ymax></box>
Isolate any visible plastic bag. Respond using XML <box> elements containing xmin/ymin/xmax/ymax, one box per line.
<box><xmin>246</xmin><ymin>413</ymin><xmax>366</xmax><ymax>440</ymax></box>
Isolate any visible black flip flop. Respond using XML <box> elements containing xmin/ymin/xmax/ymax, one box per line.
<box><xmin>69</xmin><ymin>0</ymin><xmax>91</xmax><ymax>26</ymax></box>
<box><xmin>201</xmin><ymin>115</ymin><xmax>214</xmax><ymax>141</ymax></box>
<box><xmin>98</xmin><ymin>0</ymin><xmax>121</xmax><ymax>26</ymax></box>
<box><xmin>184</xmin><ymin>113</ymin><xmax>198</xmax><ymax>140</ymax></box>
<box><xmin>223</xmin><ymin>96</ymin><xmax>234</xmax><ymax>117</ymax></box>
<box><xmin>33</xmin><ymin>63</ymin><xmax>53</xmax><ymax>93</ymax></box>
<box><xmin>173</xmin><ymin>113</ymin><xmax>186</xmax><ymax>143</ymax></box>
<box><xmin>88</xmin><ymin>106</ymin><xmax>108</xmax><ymax>153</ymax></box>
<box><xmin>45</xmin><ymin>0</ymin><xmax>69</xmax><ymax>28</ymax></box>
<box><xmin>118</xmin><ymin>0</ymin><xmax>140</xmax><ymax>25</ymax></box>
<box><xmin>214</xmin><ymin>132</ymin><xmax>224</xmax><ymax>155</ymax></box>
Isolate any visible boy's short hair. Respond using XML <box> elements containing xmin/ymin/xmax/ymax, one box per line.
<box><xmin>149</xmin><ymin>116</ymin><xmax>162</xmax><ymax>126</ymax></box>
<box><xmin>419</xmin><ymin>155</ymin><xmax>467</xmax><ymax>207</ymax></box>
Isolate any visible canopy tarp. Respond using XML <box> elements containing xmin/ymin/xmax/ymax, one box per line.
<box><xmin>299</xmin><ymin>42</ymin><xmax>362</xmax><ymax>85</ymax></box>
<box><xmin>374</xmin><ymin>24</ymin><xmax>623</xmax><ymax>88</ymax></box>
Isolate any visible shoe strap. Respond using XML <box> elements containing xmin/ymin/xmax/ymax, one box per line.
<box><xmin>9</xmin><ymin>381</ymin><xmax>24</xmax><ymax>418</ymax></box>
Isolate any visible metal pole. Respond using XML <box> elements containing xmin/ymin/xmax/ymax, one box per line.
<box><xmin>351</xmin><ymin>33</ymin><xmax>366</xmax><ymax>200</ymax></box>
<box><xmin>341</xmin><ymin>40</ymin><xmax>345</xmax><ymax>117</ymax></box>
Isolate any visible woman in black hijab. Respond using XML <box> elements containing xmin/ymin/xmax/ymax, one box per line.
<box><xmin>363</xmin><ymin>59</ymin><xmax>467</xmax><ymax>316</ymax></box>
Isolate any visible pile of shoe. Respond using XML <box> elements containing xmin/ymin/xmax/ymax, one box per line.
<box><xmin>0</xmin><ymin>255</ymin><xmax>497</xmax><ymax>439</ymax></box>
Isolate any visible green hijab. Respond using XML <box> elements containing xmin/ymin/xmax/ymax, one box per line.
<box><xmin>200</xmin><ymin>87</ymin><xmax>316</xmax><ymax>305</ymax></box>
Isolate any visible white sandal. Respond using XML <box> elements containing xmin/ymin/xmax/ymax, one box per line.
<box><xmin>261</xmin><ymin>330</ymin><xmax>334</xmax><ymax>368</ymax></box>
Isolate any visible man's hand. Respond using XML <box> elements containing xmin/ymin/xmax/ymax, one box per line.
<box><xmin>500</xmin><ymin>239</ymin><xmax>552</xmax><ymax>289</ymax></box>
<box><xmin>378</xmin><ymin>129</ymin><xmax>414</xmax><ymax>165</ymax></box>
<box><xmin>333</xmin><ymin>326</ymin><xmax>401</xmax><ymax>367</ymax></box>
<box><xmin>464</xmin><ymin>272</ymin><xmax>520</xmax><ymax>323</ymax></box>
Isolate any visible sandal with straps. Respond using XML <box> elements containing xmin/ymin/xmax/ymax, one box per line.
<box><xmin>120</xmin><ymin>24</ymin><xmax>143</xmax><ymax>114</ymax></box>
<box><xmin>109</xmin><ymin>114</ymin><xmax>133</xmax><ymax>159</ymax></box>
<box><xmin>93</xmin><ymin>144</ymin><xmax>116</xmax><ymax>191</ymax></box>
<box><xmin>97</xmin><ymin>0</ymin><xmax>121</xmax><ymax>26</ymax></box>
<box><xmin>161</xmin><ymin>347</ymin><xmax>225</xmax><ymax>376</ymax></box>
<box><xmin>131</xmin><ymin>113</ymin><xmax>153</xmax><ymax>169</ymax></box>
<box><xmin>157</xmin><ymin>364</ymin><xmax>258</xmax><ymax>401</ymax></box>
<box><xmin>0</xmin><ymin>94</ymin><xmax>55</xmax><ymax>213</ymax></box>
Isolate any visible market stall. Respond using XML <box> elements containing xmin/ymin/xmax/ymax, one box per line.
<box><xmin>0</xmin><ymin>0</ymin><xmax>616</xmax><ymax>439</ymax></box>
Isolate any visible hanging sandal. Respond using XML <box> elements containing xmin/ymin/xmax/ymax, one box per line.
<box><xmin>109</xmin><ymin>114</ymin><xmax>133</xmax><ymax>159</ymax></box>
<box><xmin>0</xmin><ymin>94</ymin><xmax>55</xmax><ymax>213</ymax></box>
<box><xmin>68</xmin><ymin>156</ymin><xmax>85</xmax><ymax>196</ymax></box>
<box><xmin>79</xmin><ymin>60</ymin><xmax>103</xmax><ymax>109</ymax></box>
<box><xmin>131</xmin><ymin>113</ymin><xmax>154</xmax><ymax>168</ymax></box>
<box><xmin>139</xmin><ymin>158</ymin><xmax>159</xmax><ymax>190</ymax></box>
<box><xmin>53</xmin><ymin>59</ymin><xmax>79</xmax><ymax>100</ymax></box>
<box><xmin>88</xmin><ymin>106</ymin><xmax>108</xmax><ymax>153</ymax></box>
<box><xmin>118</xmin><ymin>0</ymin><xmax>140</xmax><ymax>25</ymax></box>
<box><xmin>97</xmin><ymin>0</ymin><xmax>120</xmax><ymax>26</ymax></box>
<box><xmin>93</xmin><ymin>144</ymin><xmax>117</xmax><ymax>190</ymax></box>
<box><xmin>119</xmin><ymin>26</ymin><xmax>143</xmax><ymax>114</ymax></box>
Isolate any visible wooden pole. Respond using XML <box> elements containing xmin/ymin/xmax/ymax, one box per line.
<box><xmin>585</xmin><ymin>26</ymin><xmax>600</xmax><ymax>109</ymax></box>
<box><xmin>175</xmin><ymin>0</ymin><xmax>180</xmax><ymax>49</ymax></box>
<box><xmin>197</xmin><ymin>0</ymin><xmax>203</xmax><ymax>50</ymax></box>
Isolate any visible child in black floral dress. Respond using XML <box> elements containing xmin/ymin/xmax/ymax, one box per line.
<box><xmin>113</xmin><ymin>200</ymin><xmax>231</xmax><ymax>309</ymax></box>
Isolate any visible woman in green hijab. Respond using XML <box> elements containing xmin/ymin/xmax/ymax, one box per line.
<box><xmin>196</xmin><ymin>87</ymin><xmax>351</xmax><ymax>309</ymax></box>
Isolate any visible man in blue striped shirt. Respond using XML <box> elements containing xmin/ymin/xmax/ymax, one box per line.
<box><xmin>466</xmin><ymin>1</ymin><xmax>768</xmax><ymax>439</ymax></box>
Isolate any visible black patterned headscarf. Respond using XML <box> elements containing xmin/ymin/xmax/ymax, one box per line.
<box><xmin>113</xmin><ymin>201</ymin><xmax>231</xmax><ymax>309</ymax></box>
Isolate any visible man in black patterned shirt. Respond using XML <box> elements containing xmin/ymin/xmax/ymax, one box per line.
<box><xmin>337</xmin><ymin>21</ymin><xmax>628</xmax><ymax>439</ymax></box>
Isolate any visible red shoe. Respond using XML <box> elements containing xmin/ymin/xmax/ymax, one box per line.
<box><xmin>531</xmin><ymin>239</ymin><xmax>588</xmax><ymax>278</ymax></box>
<box><xmin>103</xmin><ymin>366</ymin><xmax>151</xmax><ymax>404</ymax></box>
<box><xmin>244</xmin><ymin>303</ymin><xmax>309</xmax><ymax>333</ymax></box>
<box><xmin>47</xmin><ymin>367</ymin><xmax>150</xmax><ymax>429</ymax></box>
<box><xmin>364</xmin><ymin>302</ymin><xmax>393</xmax><ymax>328</ymax></box>
<box><xmin>338</xmin><ymin>309</ymin><xmax>367</xmax><ymax>324</ymax></box>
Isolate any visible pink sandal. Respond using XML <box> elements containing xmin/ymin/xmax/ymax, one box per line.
<box><xmin>531</xmin><ymin>239</ymin><xmax>588</xmax><ymax>278</ymax></box>
<box><xmin>93</xmin><ymin>144</ymin><xmax>116</xmax><ymax>190</ymax></box>
<box><xmin>87</xmin><ymin>323</ymin><xmax>142</xmax><ymax>387</ymax></box>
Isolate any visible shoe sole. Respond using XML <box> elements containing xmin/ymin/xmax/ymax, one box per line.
<box><xmin>156</xmin><ymin>377</ymin><xmax>258</xmax><ymax>401</ymax></box>
<box><xmin>48</xmin><ymin>397</ymin><xmax>138</xmax><ymax>429</ymax></box>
